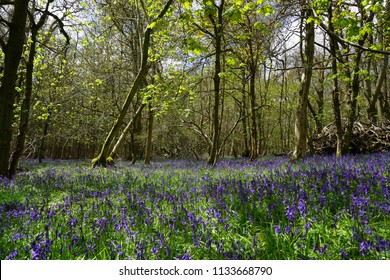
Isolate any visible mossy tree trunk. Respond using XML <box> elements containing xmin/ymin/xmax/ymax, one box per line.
<box><xmin>92</xmin><ymin>0</ymin><xmax>174</xmax><ymax>167</ymax></box>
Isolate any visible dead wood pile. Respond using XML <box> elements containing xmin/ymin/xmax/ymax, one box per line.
<box><xmin>311</xmin><ymin>121</ymin><xmax>390</xmax><ymax>154</ymax></box>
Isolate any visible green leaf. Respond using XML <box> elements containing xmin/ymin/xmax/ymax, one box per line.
<box><xmin>148</xmin><ymin>22</ymin><xmax>157</xmax><ymax>29</ymax></box>
<box><xmin>257</xmin><ymin>4</ymin><xmax>274</xmax><ymax>17</ymax></box>
<box><xmin>254</xmin><ymin>21</ymin><xmax>264</xmax><ymax>30</ymax></box>
<box><xmin>225</xmin><ymin>7</ymin><xmax>243</xmax><ymax>23</ymax></box>
<box><xmin>244</xmin><ymin>2</ymin><xmax>255</xmax><ymax>11</ymax></box>
<box><xmin>183</xmin><ymin>1</ymin><xmax>192</xmax><ymax>9</ymax></box>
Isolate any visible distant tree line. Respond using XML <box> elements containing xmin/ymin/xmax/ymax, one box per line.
<box><xmin>0</xmin><ymin>0</ymin><xmax>389</xmax><ymax>177</ymax></box>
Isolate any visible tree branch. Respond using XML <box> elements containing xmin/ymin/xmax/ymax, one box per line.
<box><xmin>36</xmin><ymin>9</ymin><xmax>71</xmax><ymax>46</ymax></box>
<box><xmin>313</xmin><ymin>9</ymin><xmax>390</xmax><ymax>55</ymax></box>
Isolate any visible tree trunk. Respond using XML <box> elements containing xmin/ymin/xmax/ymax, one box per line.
<box><xmin>38</xmin><ymin>115</ymin><xmax>51</xmax><ymax>163</ymax></box>
<box><xmin>109</xmin><ymin>103</ymin><xmax>145</xmax><ymax>159</ymax></box>
<box><xmin>367</xmin><ymin>50</ymin><xmax>389</xmax><ymax>123</ymax></box>
<box><xmin>144</xmin><ymin>103</ymin><xmax>154</xmax><ymax>165</ymax></box>
<box><xmin>0</xmin><ymin>0</ymin><xmax>30</xmax><ymax>178</ymax></box>
<box><xmin>327</xmin><ymin>4</ymin><xmax>344</xmax><ymax>157</ymax></box>
<box><xmin>207</xmin><ymin>0</ymin><xmax>224</xmax><ymax>166</ymax></box>
<box><xmin>249</xmin><ymin>64</ymin><xmax>258</xmax><ymax>160</ymax></box>
<box><xmin>241</xmin><ymin>68</ymin><xmax>250</xmax><ymax>157</ymax></box>
<box><xmin>92</xmin><ymin>0</ymin><xmax>174</xmax><ymax>167</ymax></box>
<box><xmin>292</xmin><ymin>6</ymin><xmax>314</xmax><ymax>160</ymax></box>
<box><xmin>9</xmin><ymin>4</ymin><xmax>51</xmax><ymax>176</ymax></box>
<box><xmin>342</xmin><ymin>49</ymin><xmax>363</xmax><ymax>154</ymax></box>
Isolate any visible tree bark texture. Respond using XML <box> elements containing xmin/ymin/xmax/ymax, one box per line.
<box><xmin>0</xmin><ymin>0</ymin><xmax>30</xmax><ymax>178</ymax></box>
<box><xmin>292</xmin><ymin>6</ymin><xmax>314</xmax><ymax>160</ymax></box>
<box><xmin>144</xmin><ymin>103</ymin><xmax>154</xmax><ymax>165</ymax></box>
<box><xmin>249</xmin><ymin>64</ymin><xmax>258</xmax><ymax>160</ymax></box>
<box><xmin>9</xmin><ymin>4</ymin><xmax>51</xmax><ymax>177</ymax></box>
<box><xmin>207</xmin><ymin>0</ymin><xmax>224</xmax><ymax>166</ymax></box>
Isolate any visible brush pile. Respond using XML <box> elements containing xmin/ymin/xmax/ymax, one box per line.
<box><xmin>311</xmin><ymin>121</ymin><xmax>390</xmax><ymax>154</ymax></box>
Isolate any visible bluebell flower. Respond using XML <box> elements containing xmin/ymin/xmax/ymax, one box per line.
<box><xmin>206</xmin><ymin>238</ymin><xmax>212</xmax><ymax>249</ymax></box>
<box><xmin>360</xmin><ymin>241</ymin><xmax>372</xmax><ymax>256</ymax></box>
<box><xmin>165</xmin><ymin>245</ymin><xmax>171</xmax><ymax>257</ymax></box>
<box><xmin>298</xmin><ymin>199</ymin><xmax>306</xmax><ymax>216</ymax></box>
<box><xmin>317</xmin><ymin>244</ymin><xmax>327</xmax><ymax>255</ymax></box>
<box><xmin>11</xmin><ymin>233</ymin><xmax>24</xmax><ymax>241</ymax></box>
<box><xmin>304</xmin><ymin>223</ymin><xmax>310</xmax><ymax>234</ymax></box>
<box><xmin>340</xmin><ymin>249</ymin><xmax>349</xmax><ymax>259</ymax></box>
<box><xmin>6</xmin><ymin>249</ymin><xmax>18</xmax><ymax>260</ymax></box>
<box><xmin>151</xmin><ymin>245</ymin><xmax>159</xmax><ymax>255</ymax></box>
<box><xmin>286</xmin><ymin>205</ymin><xmax>296</xmax><ymax>222</ymax></box>
<box><xmin>177</xmin><ymin>253</ymin><xmax>191</xmax><ymax>260</ymax></box>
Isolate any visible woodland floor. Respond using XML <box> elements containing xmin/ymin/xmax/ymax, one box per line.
<box><xmin>1</xmin><ymin>153</ymin><xmax>389</xmax><ymax>260</ymax></box>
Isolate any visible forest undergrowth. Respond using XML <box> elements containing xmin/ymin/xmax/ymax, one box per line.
<box><xmin>1</xmin><ymin>152</ymin><xmax>389</xmax><ymax>260</ymax></box>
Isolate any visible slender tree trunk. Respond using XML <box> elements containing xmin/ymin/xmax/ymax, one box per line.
<box><xmin>279</xmin><ymin>57</ymin><xmax>286</xmax><ymax>153</ymax></box>
<box><xmin>0</xmin><ymin>0</ymin><xmax>30</xmax><ymax>178</ymax></box>
<box><xmin>38</xmin><ymin>116</ymin><xmax>51</xmax><ymax>163</ymax></box>
<box><xmin>249</xmin><ymin>64</ymin><xmax>258</xmax><ymax>160</ymax></box>
<box><xmin>327</xmin><ymin>5</ymin><xmax>344</xmax><ymax>156</ymax></box>
<box><xmin>207</xmin><ymin>0</ymin><xmax>225</xmax><ymax>166</ymax></box>
<box><xmin>241</xmin><ymin>68</ymin><xmax>250</xmax><ymax>157</ymax></box>
<box><xmin>367</xmin><ymin>52</ymin><xmax>389</xmax><ymax>123</ymax></box>
<box><xmin>292</xmin><ymin>6</ymin><xmax>314</xmax><ymax>160</ymax></box>
<box><xmin>144</xmin><ymin>103</ymin><xmax>154</xmax><ymax>165</ymax></box>
<box><xmin>92</xmin><ymin>0</ymin><xmax>174</xmax><ymax>167</ymax></box>
<box><xmin>109</xmin><ymin>103</ymin><xmax>145</xmax><ymax>159</ymax></box>
<box><xmin>379</xmin><ymin>71</ymin><xmax>390</xmax><ymax>121</ymax></box>
<box><xmin>342</xmin><ymin>49</ymin><xmax>363</xmax><ymax>154</ymax></box>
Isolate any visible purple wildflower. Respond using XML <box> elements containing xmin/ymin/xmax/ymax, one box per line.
<box><xmin>69</xmin><ymin>216</ymin><xmax>77</xmax><ymax>228</ymax></box>
<box><xmin>340</xmin><ymin>249</ymin><xmax>349</xmax><ymax>259</ymax></box>
<box><xmin>6</xmin><ymin>249</ymin><xmax>18</xmax><ymax>260</ymax></box>
<box><xmin>298</xmin><ymin>199</ymin><xmax>306</xmax><ymax>217</ymax></box>
<box><xmin>177</xmin><ymin>253</ymin><xmax>191</xmax><ymax>260</ymax></box>
<box><xmin>206</xmin><ymin>238</ymin><xmax>212</xmax><ymax>249</ymax></box>
<box><xmin>11</xmin><ymin>233</ymin><xmax>24</xmax><ymax>241</ymax></box>
<box><xmin>286</xmin><ymin>205</ymin><xmax>296</xmax><ymax>222</ymax></box>
<box><xmin>304</xmin><ymin>223</ymin><xmax>310</xmax><ymax>234</ymax></box>
<box><xmin>151</xmin><ymin>245</ymin><xmax>159</xmax><ymax>255</ymax></box>
<box><xmin>165</xmin><ymin>245</ymin><xmax>171</xmax><ymax>257</ymax></box>
<box><xmin>360</xmin><ymin>241</ymin><xmax>372</xmax><ymax>256</ymax></box>
<box><xmin>317</xmin><ymin>244</ymin><xmax>327</xmax><ymax>255</ymax></box>
<box><xmin>274</xmin><ymin>225</ymin><xmax>282</xmax><ymax>235</ymax></box>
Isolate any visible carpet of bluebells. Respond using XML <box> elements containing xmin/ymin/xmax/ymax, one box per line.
<box><xmin>1</xmin><ymin>152</ymin><xmax>389</xmax><ymax>260</ymax></box>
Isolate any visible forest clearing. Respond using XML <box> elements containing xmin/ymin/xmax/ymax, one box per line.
<box><xmin>1</xmin><ymin>153</ymin><xmax>389</xmax><ymax>260</ymax></box>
